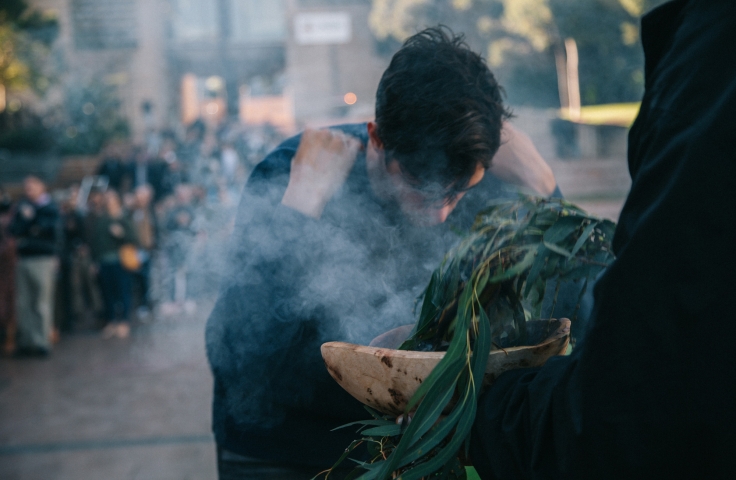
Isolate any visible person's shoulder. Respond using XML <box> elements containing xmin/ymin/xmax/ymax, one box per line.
<box><xmin>251</xmin><ymin>123</ymin><xmax>367</xmax><ymax>179</ymax></box>
<box><xmin>249</xmin><ymin>131</ymin><xmax>303</xmax><ymax>180</ymax></box>
<box><xmin>330</xmin><ymin>123</ymin><xmax>369</xmax><ymax>143</ymax></box>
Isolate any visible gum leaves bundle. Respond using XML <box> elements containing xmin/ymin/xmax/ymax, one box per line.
<box><xmin>321</xmin><ymin>197</ymin><xmax>616</xmax><ymax>480</ymax></box>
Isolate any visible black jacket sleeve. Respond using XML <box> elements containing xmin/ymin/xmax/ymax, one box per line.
<box><xmin>470</xmin><ymin>2</ymin><xmax>736</xmax><ymax>478</ymax></box>
<box><xmin>204</xmin><ymin>138</ymin><xmax>372</xmax><ymax>464</ymax></box>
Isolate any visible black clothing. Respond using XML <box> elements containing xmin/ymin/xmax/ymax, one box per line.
<box><xmin>9</xmin><ymin>198</ymin><xmax>59</xmax><ymax>257</ymax></box>
<box><xmin>97</xmin><ymin>158</ymin><xmax>129</xmax><ymax>191</ymax></box>
<box><xmin>205</xmin><ymin>123</ymin><xmax>569</xmax><ymax>470</ymax></box>
<box><xmin>61</xmin><ymin>209</ymin><xmax>86</xmax><ymax>255</ymax></box>
<box><xmin>126</xmin><ymin>160</ymin><xmax>173</xmax><ymax>201</ymax></box>
<box><xmin>98</xmin><ymin>261</ymin><xmax>132</xmax><ymax>322</ymax></box>
<box><xmin>59</xmin><ymin>209</ymin><xmax>87</xmax><ymax>331</ymax></box>
<box><xmin>470</xmin><ymin>2</ymin><xmax>736</xmax><ymax>478</ymax></box>
<box><xmin>216</xmin><ymin>448</ymin><xmax>337</xmax><ymax>480</ymax></box>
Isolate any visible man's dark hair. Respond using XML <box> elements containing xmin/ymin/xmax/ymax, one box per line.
<box><xmin>375</xmin><ymin>26</ymin><xmax>511</xmax><ymax>199</ymax></box>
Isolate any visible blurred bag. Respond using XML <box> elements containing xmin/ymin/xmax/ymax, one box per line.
<box><xmin>119</xmin><ymin>244</ymin><xmax>141</xmax><ymax>271</ymax></box>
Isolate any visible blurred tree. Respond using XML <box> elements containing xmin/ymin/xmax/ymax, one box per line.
<box><xmin>0</xmin><ymin>0</ymin><xmax>58</xmax><ymax>99</ymax></box>
<box><xmin>0</xmin><ymin>0</ymin><xmax>59</xmax><ymax>150</ymax></box>
<box><xmin>0</xmin><ymin>1</ymin><xmax>128</xmax><ymax>153</ymax></box>
<box><xmin>56</xmin><ymin>79</ymin><xmax>130</xmax><ymax>155</ymax></box>
<box><xmin>368</xmin><ymin>0</ymin><xmax>667</xmax><ymax>107</ymax></box>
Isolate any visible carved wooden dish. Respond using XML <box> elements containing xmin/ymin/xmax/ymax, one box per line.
<box><xmin>321</xmin><ymin>319</ymin><xmax>570</xmax><ymax>416</ymax></box>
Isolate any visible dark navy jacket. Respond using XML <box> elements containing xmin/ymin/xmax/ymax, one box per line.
<box><xmin>470</xmin><ymin>2</ymin><xmax>736</xmax><ymax>478</ymax></box>
<box><xmin>205</xmin><ymin>123</ymin><xmax>572</xmax><ymax>468</ymax></box>
<box><xmin>9</xmin><ymin>198</ymin><xmax>59</xmax><ymax>257</ymax></box>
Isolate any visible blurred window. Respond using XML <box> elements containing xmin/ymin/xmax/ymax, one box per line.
<box><xmin>71</xmin><ymin>0</ymin><xmax>137</xmax><ymax>50</ymax></box>
<box><xmin>172</xmin><ymin>0</ymin><xmax>219</xmax><ymax>41</ymax></box>
<box><xmin>229</xmin><ymin>0</ymin><xmax>286</xmax><ymax>44</ymax></box>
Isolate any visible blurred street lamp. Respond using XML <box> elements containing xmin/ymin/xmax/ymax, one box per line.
<box><xmin>565</xmin><ymin>38</ymin><xmax>581</xmax><ymax>122</ymax></box>
<box><xmin>343</xmin><ymin>92</ymin><xmax>357</xmax><ymax>105</ymax></box>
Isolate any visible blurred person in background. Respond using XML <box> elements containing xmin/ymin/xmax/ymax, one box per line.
<box><xmin>220</xmin><ymin>141</ymin><xmax>239</xmax><ymax>187</ymax></box>
<box><xmin>9</xmin><ymin>176</ymin><xmax>60</xmax><ymax>357</ymax></box>
<box><xmin>78</xmin><ymin>186</ymin><xmax>106</xmax><ymax>327</ymax></box>
<box><xmin>161</xmin><ymin>135</ymin><xmax>188</xmax><ymax>190</ymax></box>
<box><xmin>128</xmin><ymin>184</ymin><xmax>157</xmax><ymax>318</ymax></box>
<box><xmin>57</xmin><ymin>185</ymin><xmax>87</xmax><ymax>334</ymax></box>
<box><xmin>97</xmin><ymin>143</ymin><xmax>130</xmax><ymax>193</ymax></box>
<box><xmin>161</xmin><ymin>184</ymin><xmax>197</xmax><ymax>315</ymax></box>
<box><xmin>179</xmin><ymin>119</ymin><xmax>206</xmax><ymax>173</ymax></box>
<box><xmin>88</xmin><ymin>190</ymin><xmax>138</xmax><ymax>339</ymax></box>
<box><xmin>128</xmin><ymin>145</ymin><xmax>172</xmax><ymax>201</ymax></box>
<box><xmin>0</xmin><ymin>186</ymin><xmax>17</xmax><ymax>355</ymax></box>
<box><xmin>128</xmin><ymin>146</ymin><xmax>150</xmax><ymax>190</ymax></box>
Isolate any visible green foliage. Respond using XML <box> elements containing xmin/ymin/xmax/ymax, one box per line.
<box><xmin>369</xmin><ymin>0</ymin><xmax>669</xmax><ymax>106</ymax></box>
<box><xmin>0</xmin><ymin>108</ymin><xmax>54</xmax><ymax>151</ymax></box>
<box><xmin>0</xmin><ymin>1</ymin><xmax>127</xmax><ymax>154</ymax></box>
<box><xmin>55</xmin><ymin>80</ymin><xmax>130</xmax><ymax>155</ymax></box>
<box><xmin>0</xmin><ymin>79</ymin><xmax>130</xmax><ymax>154</ymax></box>
<box><xmin>0</xmin><ymin>0</ymin><xmax>58</xmax><ymax>94</ymax></box>
<box><xmin>319</xmin><ymin>197</ymin><xmax>616</xmax><ymax>479</ymax></box>
<box><xmin>0</xmin><ymin>0</ymin><xmax>30</xmax><ymax>22</ymax></box>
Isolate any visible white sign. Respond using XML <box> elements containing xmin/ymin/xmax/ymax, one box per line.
<box><xmin>294</xmin><ymin>12</ymin><xmax>352</xmax><ymax>45</ymax></box>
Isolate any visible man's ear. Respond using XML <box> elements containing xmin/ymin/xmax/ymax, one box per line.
<box><xmin>367</xmin><ymin>122</ymin><xmax>383</xmax><ymax>150</ymax></box>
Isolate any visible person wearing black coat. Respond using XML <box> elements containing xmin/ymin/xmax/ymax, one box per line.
<box><xmin>9</xmin><ymin>176</ymin><xmax>60</xmax><ymax>356</ymax></box>
<box><xmin>469</xmin><ymin>2</ymin><xmax>736</xmax><ymax>478</ymax></box>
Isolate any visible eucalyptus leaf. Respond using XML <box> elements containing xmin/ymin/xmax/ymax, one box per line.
<box><xmin>542</xmin><ymin>215</ymin><xmax>583</xmax><ymax>244</ymax></box>
<box><xmin>362</xmin><ymin>424</ymin><xmax>402</xmax><ymax>437</ymax></box>
<box><xmin>571</xmin><ymin>221</ymin><xmax>598</xmax><ymax>257</ymax></box>
<box><xmin>542</xmin><ymin>240</ymin><xmax>573</xmax><ymax>258</ymax></box>
<box><xmin>332</xmin><ymin>419</ymin><xmax>396</xmax><ymax>431</ymax></box>
<box><xmin>324</xmin><ymin>197</ymin><xmax>616</xmax><ymax>480</ymax></box>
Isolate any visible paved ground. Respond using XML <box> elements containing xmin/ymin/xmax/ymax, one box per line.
<box><xmin>0</xmin><ymin>156</ymin><xmax>631</xmax><ymax>480</ymax></box>
<box><xmin>0</xmin><ymin>305</ymin><xmax>218</xmax><ymax>480</ymax></box>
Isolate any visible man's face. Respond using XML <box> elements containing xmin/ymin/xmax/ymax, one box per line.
<box><xmin>385</xmin><ymin>159</ymin><xmax>485</xmax><ymax>226</ymax></box>
<box><xmin>23</xmin><ymin>177</ymin><xmax>45</xmax><ymax>203</ymax></box>
<box><xmin>366</xmin><ymin>122</ymin><xmax>485</xmax><ymax>226</ymax></box>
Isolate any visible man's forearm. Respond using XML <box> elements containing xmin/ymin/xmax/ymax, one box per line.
<box><xmin>489</xmin><ymin>123</ymin><xmax>556</xmax><ymax>197</ymax></box>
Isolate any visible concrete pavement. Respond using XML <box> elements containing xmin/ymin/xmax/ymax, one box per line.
<box><xmin>0</xmin><ymin>306</ymin><xmax>217</xmax><ymax>480</ymax></box>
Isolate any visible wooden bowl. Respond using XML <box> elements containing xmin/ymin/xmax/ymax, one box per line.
<box><xmin>321</xmin><ymin>319</ymin><xmax>570</xmax><ymax>416</ymax></box>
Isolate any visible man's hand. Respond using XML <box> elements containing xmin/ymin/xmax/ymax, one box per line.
<box><xmin>489</xmin><ymin>122</ymin><xmax>557</xmax><ymax>197</ymax></box>
<box><xmin>281</xmin><ymin>128</ymin><xmax>361</xmax><ymax>219</ymax></box>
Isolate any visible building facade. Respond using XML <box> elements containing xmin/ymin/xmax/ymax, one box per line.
<box><xmin>28</xmin><ymin>0</ymin><xmax>388</xmax><ymax>141</ymax></box>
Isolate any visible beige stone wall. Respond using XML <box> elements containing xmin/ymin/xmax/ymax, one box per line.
<box><xmin>29</xmin><ymin>0</ymin><xmax>387</xmax><ymax>138</ymax></box>
<box><xmin>286</xmin><ymin>3</ymin><xmax>388</xmax><ymax>125</ymax></box>
<box><xmin>127</xmin><ymin>0</ymin><xmax>171</xmax><ymax>139</ymax></box>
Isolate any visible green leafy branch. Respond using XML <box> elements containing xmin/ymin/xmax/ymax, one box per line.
<box><xmin>319</xmin><ymin>197</ymin><xmax>616</xmax><ymax>479</ymax></box>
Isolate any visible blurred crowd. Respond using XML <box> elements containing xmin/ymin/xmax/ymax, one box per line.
<box><xmin>0</xmin><ymin>119</ymin><xmax>285</xmax><ymax>357</ymax></box>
